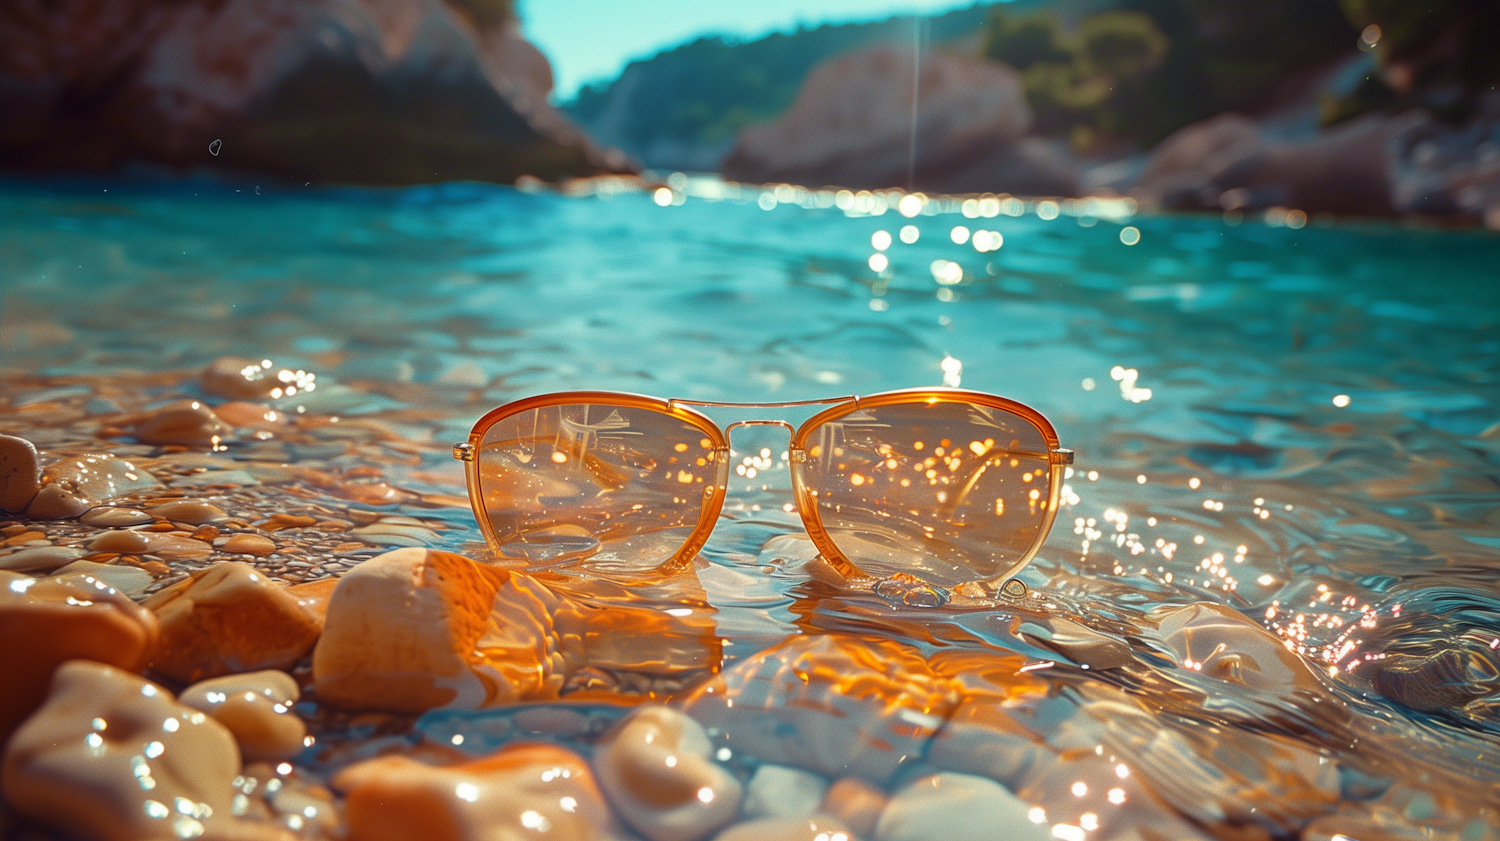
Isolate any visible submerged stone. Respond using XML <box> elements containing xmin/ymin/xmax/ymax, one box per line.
<box><xmin>335</xmin><ymin>743</ymin><xmax>618</xmax><ymax>841</ymax></box>
<box><xmin>1156</xmin><ymin>602</ymin><xmax>1334</xmax><ymax>697</ymax></box>
<box><xmin>143</xmin><ymin>562</ymin><xmax>323</xmax><ymax>684</ymax></box>
<box><xmin>742</xmin><ymin>764</ymin><xmax>828</xmax><ymax>821</ymax></box>
<box><xmin>50</xmin><ymin>560</ymin><xmax>155</xmax><ymax>596</ymax></box>
<box><xmin>312</xmin><ymin>547</ymin><xmax>575</xmax><ymax>713</ymax></box>
<box><xmin>79</xmin><ymin>507</ymin><xmax>153</xmax><ymax>528</ymax></box>
<box><xmin>0</xmin><ymin>545</ymin><xmax>84</xmax><ymax>573</ymax></box>
<box><xmin>1373</xmin><ymin>647</ymin><xmax>1500</xmax><ymax>712</ymax></box>
<box><xmin>820</xmin><ymin>778</ymin><xmax>888</xmax><ymax>840</ymax></box>
<box><xmin>25</xmin><ymin>453</ymin><xmax>161</xmax><ymax>520</ymax></box>
<box><xmin>682</xmin><ymin>634</ymin><xmax>963</xmax><ymax>784</ymax></box>
<box><xmin>874</xmin><ymin>773</ymin><xmax>1049</xmax><ymax>841</ymax></box>
<box><xmin>149</xmin><ymin>499</ymin><xmax>230</xmax><ymax>525</ymax></box>
<box><xmin>179</xmin><ymin>670</ymin><xmax>306</xmax><ymax>763</ymax></box>
<box><xmin>128</xmin><ymin>400</ymin><xmax>233</xmax><ymax>447</ymax></box>
<box><xmin>0</xmin><ymin>570</ymin><xmax>159</xmax><ymax>744</ymax></box>
<box><xmin>713</xmin><ymin>816</ymin><xmax>858</xmax><ymax>841</ymax></box>
<box><xmin>593</xmin><ymin>705</ymin><xmax>742</xmax><ymax>841</ymax></box>
<box><xmin>0</xmin><ymin>660</ymin><xmax>292</xmax><ymax>841</ymax></box>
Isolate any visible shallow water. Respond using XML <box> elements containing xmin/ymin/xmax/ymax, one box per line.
<box><xmin>3</xmin><ymin>177</ymin><xmax>1500</xmax><ymax>837</ymax></box>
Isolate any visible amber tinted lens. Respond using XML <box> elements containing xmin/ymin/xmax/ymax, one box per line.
<box><xmin>798</xmin><ymin>399</ymin><xmax>1054</xmax><ymax>586</ymax></box>
<box><xmin>476</xmin><ymin>403</ymin><xmax>719</xmax><ymax>567</ymax></box>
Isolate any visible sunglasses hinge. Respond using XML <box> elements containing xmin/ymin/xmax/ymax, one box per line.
<box><xmin>1053</xmin><ymin>448</ymin><xmax>1075</xmax><ymax>465</ymax></box>
<box><xmin>452</xmin><ymin>442</ymin><xmax>475</xmax><ymax>462</ymax></box>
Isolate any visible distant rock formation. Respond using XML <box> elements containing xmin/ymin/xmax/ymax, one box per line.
<box><xmin>0</xmin><ymin>0</ymin><xmax>633</xmax><ymax>185</ymax></box>
<box><xmin>1130</xmin><ymin>95</ymin><xmax>1500</xmax><ymax>222</ymax></box>
<box><xmin>722</xmin><ymin>46</ymin><xmax>1077</xmax><ymax>195</ymax></box>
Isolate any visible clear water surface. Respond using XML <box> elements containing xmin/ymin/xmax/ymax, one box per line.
<box><xmin>3</xmin><ymin>177</ymin><xmax>1499</xmax><ymax>835</ymax></box>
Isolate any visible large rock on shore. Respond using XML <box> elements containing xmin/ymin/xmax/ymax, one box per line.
<box><xmin>1130</xmin><ymin>112</ymin><xmax>1410</xmax><ymax>214</ymax></box>
<box><xmin>0</xmin><ymin>0</ymin><xmax>633</xmax><ymax>185</ymax></box>
<box><xmin>723</xmin><ymin>46</ymin><xmax>1076</xmax><ymax>194</ymax></box>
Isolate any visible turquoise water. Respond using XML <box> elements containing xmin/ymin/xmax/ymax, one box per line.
<box><xmin>4</xmin><ymin>177</ymin><xmax>1500</xmax><ymax>832</ymax></box>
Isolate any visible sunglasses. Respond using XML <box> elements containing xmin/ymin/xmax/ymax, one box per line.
<box><xmin>453</xmin><ymin>389</ymin><xmax>1072</xmax><ymax>590</ymax></box>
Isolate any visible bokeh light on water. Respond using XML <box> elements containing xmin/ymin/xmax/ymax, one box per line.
<box><xmin>3</xmin><ymin>177</ymin><xmax>1500</xmax><ymax>831</ymax></box>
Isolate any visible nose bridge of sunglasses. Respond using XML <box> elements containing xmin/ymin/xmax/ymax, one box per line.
<box><xmin>720</xmin><ymin>420</ymin><xmax>797</xmax><ymax>483</ymax></box>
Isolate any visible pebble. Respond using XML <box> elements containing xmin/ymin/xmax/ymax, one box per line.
<box><xmin>148</xmin><ymin>499</ymin><xmax>229</xmax><ymax>525</ymax></box>
<box><xmin>1014</xmin><ymin>616</ymin><xmax>1133</xmax><ymax>670</ymax></box>
<box><xmin>0</xmin><ymin>434</ymin><xmax>41</xmax><ymax>512</ymax></box>
<box><xmin>1156</xmin><ymin>602</ymin><xmax>1331</xmax><ymax>696</ymax></box>
<box><xmin>1372</xmin><ymin>647</ymin><xmax>1499</xmax><ymax>712</ymax></box>
<box><xmin>922</xmin><ymin>649</ymin><xmax>1054</xmax><ymax>786</ymax></box>
<box><xmin>26</xmin><ymin>453</ymin><xmax>162</xmax><ymax>519</ymax></box>
<box><xmin>0</xmin><ymin>570</ymin><xmax>159</xmax><ymax>744</ymax></box>
<box><xmin>128</xmin><ymin>399</ymin><xmax>233</xmax><ymax>447</ymax></box>
<box><xmin>86</xmin><ymin>529</ymin><xmax>213</xmax><ymax>561</ymax></box>
<box><xmin>79</xmin><ymin>507</ymin><xmax>154</xmax><ymax>527</ymax></box>
<box><xmin>351</xmin><ymin>522</ymin><xmax>442</xmax><ymax>547</ymax></box>
<box><xmin>682</xmin><ymin>634</ymin><xmax>964</xmax><ymax>783</ymax></box>
<box><xmin>820</xmin><ymin>778</ymin><xmax>888</xmax><ymax>839</ymax></box>
<box><xmin>874</xmin><ymin>773</ymin><xmax>1049</xmax><ymax>841</ymax></box>
<box><xmin>713</xmin><ymin>817</ymin><xmax>859</xmax><ymax>841</ymax></box>
<box><xmin>23</xmin><ymin>484</ymin><xmax>93</xmax><ymax>519</ymax></box>
<box><xmin>50</xmin><ymin>560</ymin><xmax>155</xmax><ymax>596</ymax></box>
<box><xmin>179</xmin><ymin>670</ymin><xmax>307</xmax><ymax>763</ymax></box>
<box><xmin>592</xmin><ymin>705</ymin><xmax>743</xmax><ymax>841</ymax></box>
<box><xmin>0</xmin><ymin>660</ymin><xmax>293</xmax><ymax>841</ymax></box>
<box><xmin>742</xmin><ymin>764</ymin><xmax>829</xmax><ymax>821</ymax></box>
<box><xmin>223</xmin><ymin>533</ymin><xmax>278</xmax><ymax>556</ymax></box>
<box><xmin>202</xmin><ymin>356</ymin><xmax>288</xmax><ymax>400</ymax></box>
<box><xmin>213</xmin><ymin>400</ymin><xmax>282</xmax><ymax>430</ymax></box>
<box><xmin>143</xmin><ymin>561</ymin><xmax>323</xmax><ymax>683</ymax></box>
<box><xmin>286</xmin><ymin>577</ymin><xmax>340</xmax><ymax>621</ymax></box>
<box><xmin>335</xmin><ymin>743</ymin><xmax>618</xmax><ymax>841</ymax></box>
<box><xmin>0</xmin><ymin>545</ymin><xmax>85</xmax><ymax>573</ymax></box>
<box><xmin>312</xmin><ymin>547</ymin><xmax>574</xmax><ymax>713</ymax></box>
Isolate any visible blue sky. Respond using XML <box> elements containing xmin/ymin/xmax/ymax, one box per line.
<box><xmin>519</xmin><ymin>0</ymin><xmax>991</xmax><ymax>101</ymax></box>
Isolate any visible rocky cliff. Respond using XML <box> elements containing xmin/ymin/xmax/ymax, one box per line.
<box><xmin>0</xmin><ymin>0</ymin><xmax>633</xmax><ymax>185</ymax></box>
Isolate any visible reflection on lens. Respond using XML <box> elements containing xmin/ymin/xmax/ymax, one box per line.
<box><xmin>477</xmin><ymin>403</ymin><xmax>718</xmax><ymax>568</ymax></box>
<box><xmin>797</xmin><ymin>399</ymin><xmax>1054</xmax><ymax>586</ymax></box>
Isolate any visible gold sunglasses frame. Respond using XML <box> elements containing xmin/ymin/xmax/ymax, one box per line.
<box><xmin>454</xmin><ymin>388</ymin><xmax>1073</xmax><ymax>586</ymax></box>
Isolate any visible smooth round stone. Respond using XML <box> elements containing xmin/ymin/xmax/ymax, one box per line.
<box><xmin>129</xmin><ymin>400</ymin><xmax>232</xmax><ymax>447</ymax></box>
<box><xmin>820</xmin><ymin>778</ymin><xmax>888</xmax><ymax>839</ymax></box>
<box><xmin>742</xmin><ymin>765</ymin><xmax>828</xmax><ymax>821</ymax></box>
<box><xmin>0</xmin><ymin>546</ymin><xmax>86</xmax><ymax>573</ymax></box>
<box><xmin>80</xmin><ymin>508</ymin><xmax>153</xmax><ymax>528</ymax></box>
<box><xmin>874</xmin><ymin>773</ymin><xmax>1050</xmax><ymax>841</ymax></box>
<box><xmin>222</xmin><ymin>533</ymin><xmax>276</xmax><ymax>556</ymax></box>
<box><xmin>335</xmin><ymin>743</ymin><xmax>617</xmax><ymax>841</ymax></box>
<box><xmin>143</xmin><ymin>562</ymin><xmax>322</xmax><ymax>684</ymax></box>
<box><xmin>1</xmin><ymin>661</ymin><xmax>287</xmax><ymax>841</ymax></box>
<box><xmin>87</xmin><ymin>530</ymin><xmax>151</xmax><ymax>554</ymax></box>
<box><xmin>0</xmin><ymin>434</ymin><xmax>41</xmax><ymax>513</ymax></box>
<box><xmin>49</xmin><ymin>561</ymin><xmax>155</xmax><ymax>596</ymax></box>
<box><xmin>202</xmin><ymin>357</ymin><xmax>282</xmax><ymax>400</ymax></box>
<box><xmin>593</xmin><ymin>704</ymin><xmax>743</xmax><ymax>841</ymax></box>
<box><xmin>26</xmin><ymin>454</ymin><xmax>161</xmax><ymax>520</ymax></box>
<box><xmin>714</xmin><ymin>816</ymin><xmax>858</xmax><ymax>841</ymax></box>
<box><xmin>0</xmin><ymin>570</ymin><xmax>159</xmax><ymax>744</ymax></box>
<box><xmin>312</xmin><ymin>548</ymin><xmax>571</xmax><ymax>714</ymax></box>
<box><xmin>179</xmin><ymin>670</ymin><xmax>306</xmax><ymax>762</ymax></box>
<box><xmin>149</xmin><ymin>500</ymin><xmax>229</xmax><ymax>525</ymax></box>
<box><xmin>25</xmin><ymin>485</ymin><xmax>93</xmax><ymax>519</ymax></box>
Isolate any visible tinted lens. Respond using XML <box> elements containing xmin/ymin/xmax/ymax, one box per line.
<box><xmin>476</xmin><ymin>403</ymin><xmax>719</xmax><ymax>567</ymax></box>
<box><xmin>797</xmin><ymin>399</ymin><xmax>1054</xmax><ymax>586</ymax></box>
